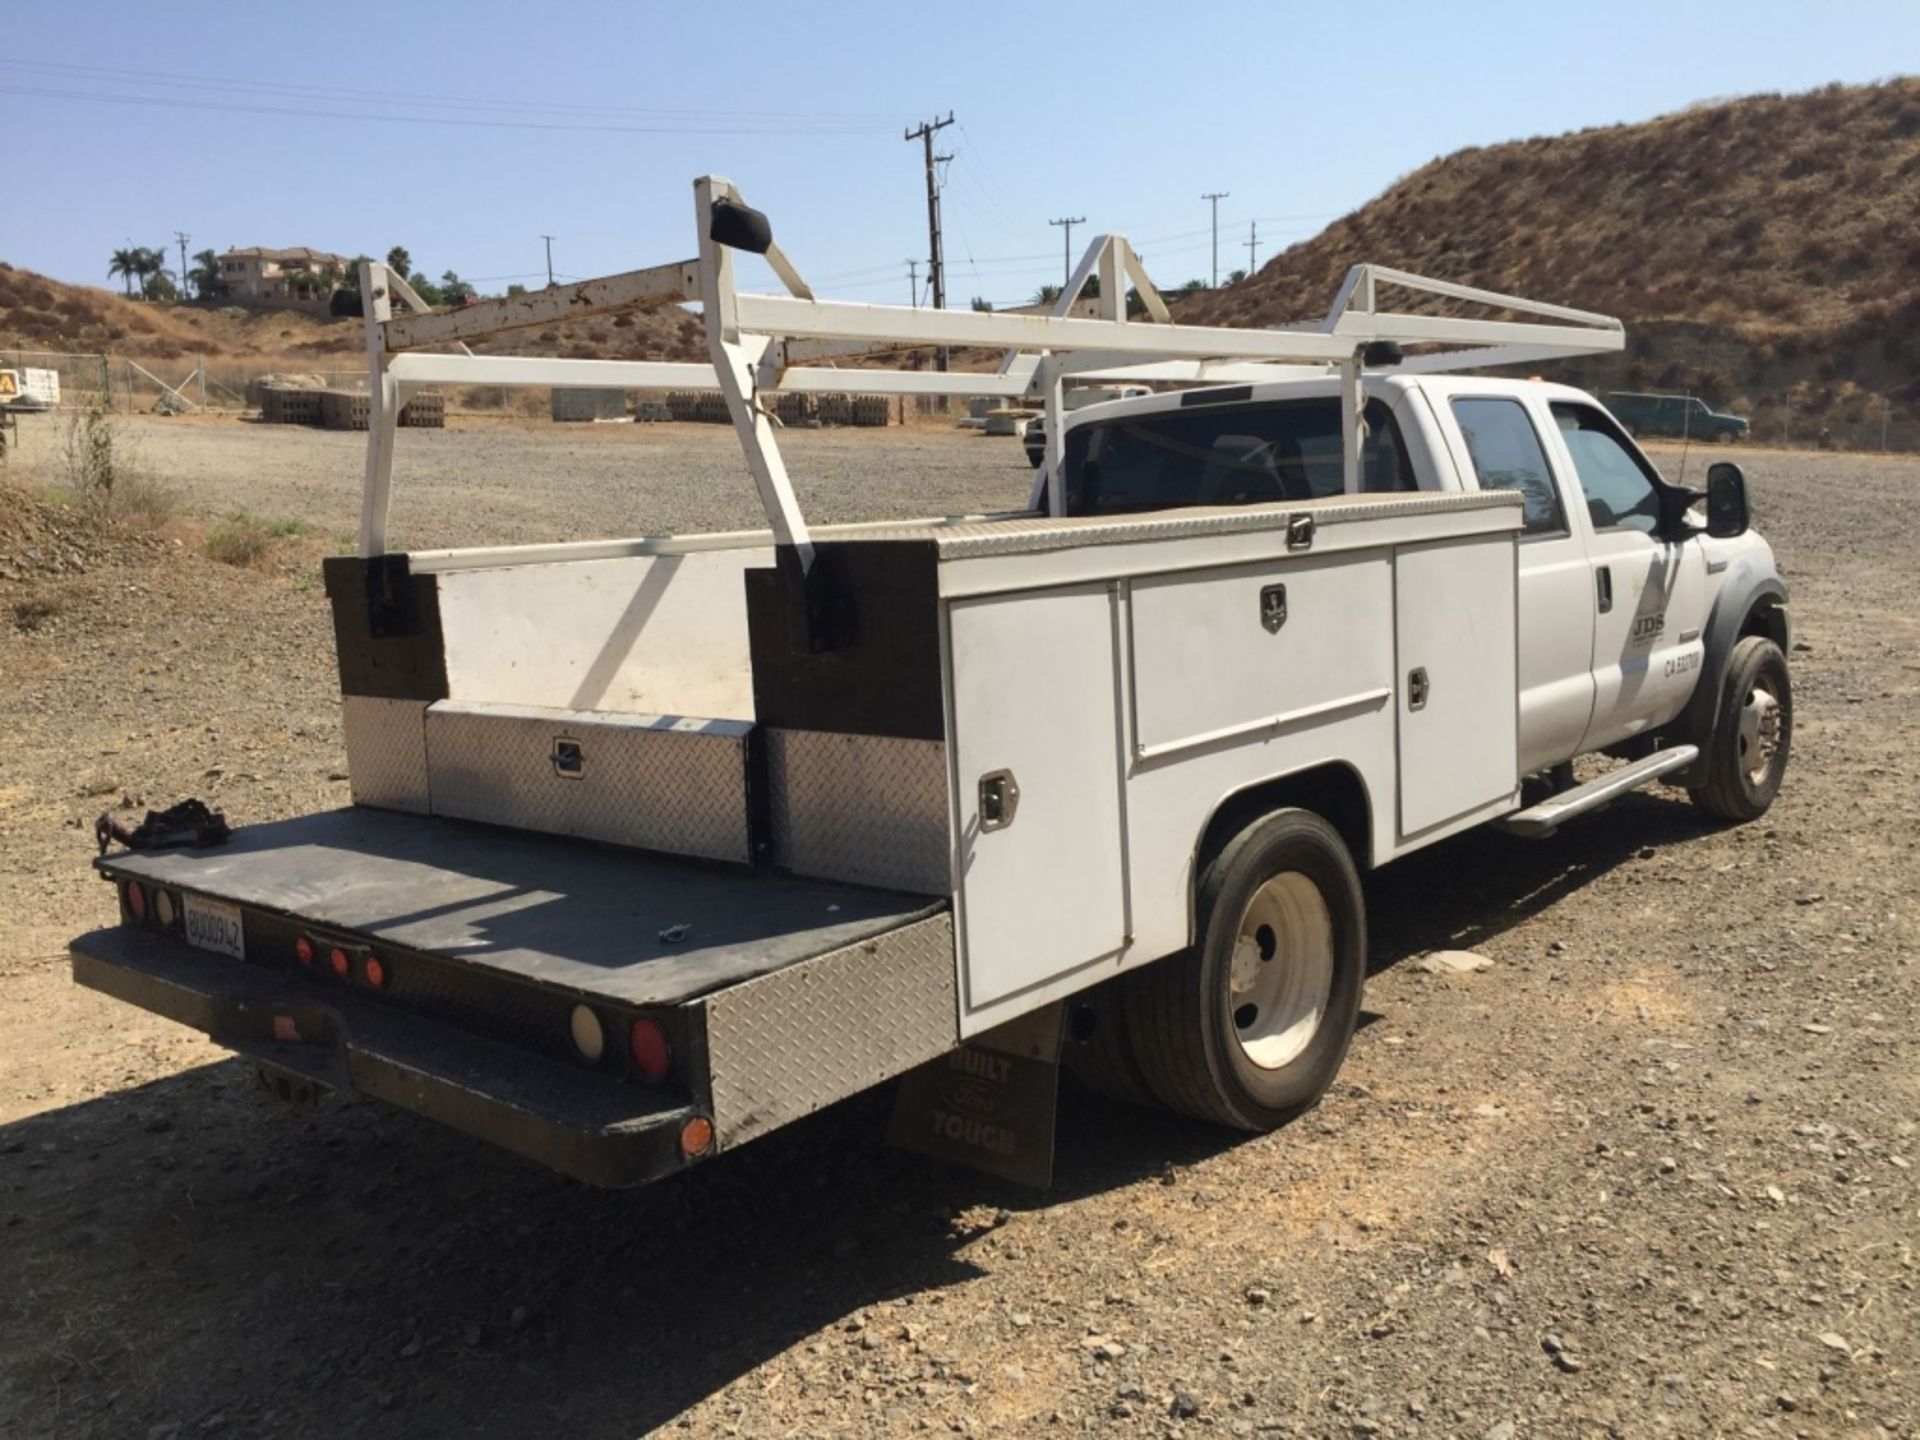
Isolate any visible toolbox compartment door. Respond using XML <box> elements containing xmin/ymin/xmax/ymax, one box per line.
<box><xmin>948</xmin><ymin>583</ymin><xmax>1126</xmax><ymax>1023</ymax></box>
<box><xmin>1393</xmin><ymin>534</ymin><xmax>1520</xmax><ymax>837</ymax></box>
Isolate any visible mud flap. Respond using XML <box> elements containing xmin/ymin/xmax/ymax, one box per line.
<box><xmin>886</xmin><ymin>1002</ymin><xmax>1063</xmax><ymax>1187</ymax></box>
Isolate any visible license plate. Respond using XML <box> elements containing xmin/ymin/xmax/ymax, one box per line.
<box><xmin>182</xmin><ymin>894</ymin><xmax>245</xmax><ymax>960</ymax></box>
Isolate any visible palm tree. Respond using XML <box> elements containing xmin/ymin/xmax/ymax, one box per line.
<box><xmin>132</xmin><ymin>246</ymin><xmax>171</xmax><ymax>297</ymax></box>
<box><xmin>188</xmin><ymin>248</ymin><xmax>222</xmax><ymax>300</ymax></box>
<box><xmin>385</xmin><ymin>245</ymin><xmax>412</xmax><ymax>278</ymax></box>
<box><xmin>108</xmin><ymin>248</ymin><xmax>139</xmax><ymax>297</ymax></box>
<box><xmin>1031</xmin><ymin>282</ymin><xmax>1062</xmax><ymax>306</ymax></box>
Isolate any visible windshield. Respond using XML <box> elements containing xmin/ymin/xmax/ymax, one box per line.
<box><xmin>1060</xmin><ymin>398</ymin><xmax>1413</xmax><ymax>517</ymax></box>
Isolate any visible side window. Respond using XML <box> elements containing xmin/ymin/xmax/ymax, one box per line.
<box><xmin>1550</xmin><ymin>402</ymin><xmax>1663</xmax><ymax>537</ymax></box>
<box><xmin>1449</xmin><ymin>397</ymin><xmax>1565</xmax><ymax>536</ymax></box>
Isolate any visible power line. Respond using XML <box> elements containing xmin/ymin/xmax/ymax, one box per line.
<box><xmin>173</xmin><ymin>230</ymin><xmax>190</xmax><ymax>293</ymax></box>
<box><xmin>540</xmin><ymin>235</ymin><xmax>556</xmax><ymax>288</ymax></box>
<box><xmin>1048</xmin><ymin>216</ymin><xmax>1085</xmax><ymax>289</ymax></box>
<box><xmin>906</xmin><ymin>259</ymin><xmax>920</xmax><ymax>307</ymax></box>
<box><xmin>0</xmin><ymin>57</ymin><xmax>896</xmax><ymax>126</ymax></box>
<box><xmin>0</xmin><ymin>81</ymin><xmax>897</xmax><ymax>137</ymax></box>
<box><xmin>1201</xmin><ymin>191</ymin><xmax>1230</xmax><ymax>289</ymax></box>
<box><xmin>1246</xmin><ymin>220</ymin><xmax>1258</xmax><ymax>279</ymax></box>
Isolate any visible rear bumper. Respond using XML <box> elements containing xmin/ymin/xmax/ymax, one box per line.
<box><xmin>70</xmin><ymin>926</ymin><xmax>701</xmax><ymax>1188</ymax></box>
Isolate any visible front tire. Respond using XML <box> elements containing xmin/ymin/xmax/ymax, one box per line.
<box><xmin>1122</xmin><ymin>809</ymin><xmax>1365</xmax><ymax>1131</ymax></box>
<box><xmin>1690</xmin><ymin>635</ymin><xmax>1792</xmax><ymax>821</ymax></box>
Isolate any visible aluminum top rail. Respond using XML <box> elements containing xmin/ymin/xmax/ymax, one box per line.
<box><xmin>356</xmin><ymin>173</ymin><xmax>1624</xmax><ymax>563</ymax></box>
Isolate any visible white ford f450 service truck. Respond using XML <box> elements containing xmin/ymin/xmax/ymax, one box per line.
<box><xmin>71</xmin><ymin>177</ymin><xmax>1790</xmax><ymax>1187</ymax></box>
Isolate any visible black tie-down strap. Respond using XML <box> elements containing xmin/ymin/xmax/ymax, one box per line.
<box><xmin>95</xmin><ymin>798</ymin><xmax>231</xmax><ymax>856</ymax></box>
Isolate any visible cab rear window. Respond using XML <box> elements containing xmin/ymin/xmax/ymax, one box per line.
<box><xmin>1061</xmin><ymin>398</ymin><xmax>1413</xmax><ymax>517</ymax></box>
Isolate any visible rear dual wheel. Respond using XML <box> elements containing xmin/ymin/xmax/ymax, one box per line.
<box><xmin>1097</xmin><ymin>809</ymin><xmax>1364</xmax><ymax>1131</ymax></box>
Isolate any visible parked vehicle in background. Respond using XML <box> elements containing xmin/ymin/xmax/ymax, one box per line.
<box><xmin>1023</xmin><ymin>385</ymin><xmax>1155</xmax><ymax>466</ymax></box>
<box><xmin>1605</xmin><ymin>391</ymin><xmax>1748</xmax><ymax>443</ymax></box>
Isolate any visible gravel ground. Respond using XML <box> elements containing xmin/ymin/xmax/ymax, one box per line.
<box><xmin>0</xmin><ymin>418</ymin><xmax>1914</xmax><ymax>1440</ymax></box>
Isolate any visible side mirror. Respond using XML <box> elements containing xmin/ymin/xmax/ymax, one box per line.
<box><xmin>1705</xmin><ymin>461</ymin><xmax>1750</xmax><ymax>539</ymax></box>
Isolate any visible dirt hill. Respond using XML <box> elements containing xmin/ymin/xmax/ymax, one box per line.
<box><xmin>1179</xmin><ymin>79</ymin><xmax>1920</xmax><ymax>445</ymax></box>
<box><xmin>0</xmin><ymin>264</ymin><xmax>703</xmax><ymax>366</ymax></box>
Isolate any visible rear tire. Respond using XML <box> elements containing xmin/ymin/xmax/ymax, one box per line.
<box><xmin>1689</xmin><ymin>635</ymin><xmax>1792</xmax><ymax>821</ymax></box>
<box><xmin>1123</xmin><ymin>809</ymin><xmax>1365</xmax><ymax>1131</ymax></box>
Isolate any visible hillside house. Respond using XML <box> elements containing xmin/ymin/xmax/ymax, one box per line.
<box><xmin>216</xmin><ymin>246</ymin><xmax>350</xmax><ymax>310</ymax></box>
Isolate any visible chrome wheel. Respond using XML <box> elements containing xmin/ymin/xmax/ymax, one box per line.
<box><xmin>1739</xmin><ymin>684</ymin><xmax>1783</xmax><ymax>787</ymax></box>
<box><xmin>1228</xmin><ymin>871</ymin><xmax>1333</xmax><ymax>1070</ymax></box>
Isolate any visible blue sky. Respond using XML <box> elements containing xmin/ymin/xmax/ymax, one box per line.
<box><xmin>5</xmin><ymin>1</ymin><xmax>1917</xmax><ymax>310</ymax></box>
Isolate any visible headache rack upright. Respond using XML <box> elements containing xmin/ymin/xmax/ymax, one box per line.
<box><xmin>355</xmin><ymin>173</ymin><xmax>1624</xmax><ymax>561</ymax></box>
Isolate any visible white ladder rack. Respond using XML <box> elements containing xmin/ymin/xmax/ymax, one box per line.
<box><xmin>357</xmin><ymin>173</ymin><xmax>1624</xmax><ymax>565</ymax></box>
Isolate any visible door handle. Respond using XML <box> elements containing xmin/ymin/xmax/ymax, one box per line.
<box><xmin>978</xmin><ymin>769</ymin><xmax>1020</xmax><ymax>832</ymax></box>
<box><xmin>1407</xmin><ymin>667</ymin><xmax>1430</xmax><ymax>711</ymax></box>
<box><xmin>1596</xmin><ymin>565</ymin><xmax>1614</xmax><ymax>614</ymax></box>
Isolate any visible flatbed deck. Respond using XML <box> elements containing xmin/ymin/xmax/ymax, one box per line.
<box><xmin>97</xmin><ymin>808</ymin><xmax>943</xmax><ymax>1007</ymax></box>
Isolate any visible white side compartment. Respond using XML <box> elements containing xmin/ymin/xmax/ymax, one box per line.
<box><xmin>1129</xmin><ymin>553</ymin><xmax>1391</xmax><ymax>760</ymax></box>
<box><xmin>1394</xmin><ymin>534</ymin><xmax>1520</xmax><ymax>837</ymax></box>
<box><xmin>434</xmin><ymin>548</ymin><xmax>769</xmax><ymax>720</ymax></box>
<box><xmin>947</xmin><ymin>584</ymin><xmax>1126</xmax><ymax>1026</ymax></box>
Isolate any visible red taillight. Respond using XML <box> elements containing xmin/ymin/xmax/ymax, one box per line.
<box><xmin>629</xmin><ymin>1018</ymin><xmax>670</xmax><ymax>1082</ymax></box>
<box><xmin>125</xmin><ymin>881</ymin><xmax>147</xmax><ymax>923</ymax></box>
<box><xmin>294</xmin><ymin>936</ymin><xmax>315</xmax><ymax>967</ymax></box>
<box><xmin>328</xmin><ymin>946</ymin><xmax>351</xmax><ymax>978</ymax></box>
<box><xmin>362</xmin><ymin>955</ymin><xmax>388</xmax><ymax>990</ymax></box>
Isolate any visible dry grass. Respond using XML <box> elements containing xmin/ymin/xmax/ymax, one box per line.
<box><xmin>0</xmin><ymin>263</ymin><xmax>702</xmax><ymax>366</ymax></box>
<box><xmin>1178</xmin><ymin>78</ymin><xmax>1920</xmax><ymax>437</ymax></box>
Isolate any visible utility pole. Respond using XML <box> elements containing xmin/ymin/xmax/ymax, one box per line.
<box><xmin>174</xmin><ymin>231</ymin><xmax>190</xmax><ymax>296</ymax></box>
<box><xmin>907</xmin><ymin>258</ymin><xmax>920</xmax><ymax>307</ymax></box>
<box><xmin>1202</xmin><ymin>191</ymin><xmax>1230</xmax><ymax>288</ymax></box>
<box><xmin>905</xmin><ymin>112</ymin><xmax>955</xmax><ymax>370</ymax></box>
<box><xmin>540</xmin><ymin>235</ymin><xmax>556</xmax><ymax>288</ymax></box>
<box><xmin>1049</xmin><ymin>216</ymin><xmax>1085</xmax><ymax>289</ymax></box>
<box><xmin>1245</xmin><ymin>220</ymin><xmax>1258</xmax><ymax>279</ymax></box>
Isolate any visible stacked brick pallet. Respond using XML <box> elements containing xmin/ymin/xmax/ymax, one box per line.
<box><xmin>259</xmin><ymin>386</ymin><xmax>443</xmax><ymax>429</ymax></box>
<box><xmin>398</xmin><ymin>391</ymin><xmax>445</xmax><ymax>428</ymax></box>
<box><xmin>260</xmin><ymin>387</ymin><xmax>323</xmax><ymax>426</ymax></box>
<box><xmin>669</xmin><ymin>390</ymin><xmax>889</xmax><ymax>427</ymax></box>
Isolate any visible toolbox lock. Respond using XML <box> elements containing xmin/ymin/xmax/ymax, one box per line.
<box><xmin>551</xmin><ymin>736</ymin><xmax>585</xmax><ymax>778</ymax></box>
<box><xmin>1286</xmin><ymin>514</ymin><xmax>1315</xmax><ymax>550</ymax></box>
<box><xmin>1407</xmin><ymin>667</ymin><xmax>1431</xmax><ymax>712</ymax></box>
<box><xmin>979</xmin><ymin>770</ymin><xmax>1020</xmax><ymax>832</ymax></box>
<box><xmin>1259</xmin><ymin>583</ymin><xmax>1288</xmax><ymax>633</ymax></box>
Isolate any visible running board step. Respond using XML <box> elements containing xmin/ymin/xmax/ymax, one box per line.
<box><xmin>1498</xmin><ymin>745</ymin><xmax>1699</xmax><ymax>839</ymax></box>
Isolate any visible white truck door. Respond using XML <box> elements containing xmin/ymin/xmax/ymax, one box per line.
<box><xmin>1439</xmin><ymin>394</ymin><xmax>1596</xmax><ymax>775</ymax></box>
<box><xmin>947</xmin><ymin>583</ymin><xmax>1127</xmax><ymax>1026</ymax></box>
<box><xmin>1543</xmin><ymin>400</ymin><xmax>1710</xmax><ymax>752</ymax></box>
